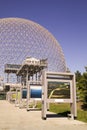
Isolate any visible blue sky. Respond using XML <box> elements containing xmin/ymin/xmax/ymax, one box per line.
<box><xmin>0</xmin><ymin>0</ymin><xmax>87</xmax><ymax>73</ymax></box>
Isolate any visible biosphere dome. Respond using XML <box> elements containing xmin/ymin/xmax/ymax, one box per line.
<box><xmin>0</xmin><ymin>18</ymin><xmax>66</xmax><ymax>77</ymax></box>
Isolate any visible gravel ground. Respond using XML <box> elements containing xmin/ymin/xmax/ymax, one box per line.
<box><xmin>0</xmin><ymin>100</ymin><xmax>87</xmax><ymax>130</ymax></box>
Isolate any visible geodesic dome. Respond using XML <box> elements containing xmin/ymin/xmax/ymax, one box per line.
<box><xmin>0</xmin><ymin>18</ymin><xmax>66</xmax><ymax>77</ymax></box>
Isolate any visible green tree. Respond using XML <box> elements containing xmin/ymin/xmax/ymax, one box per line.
<box><xmin>75</xmin><ymin>70</ymin><xmax>82</xmax><ymax>82</ymax></box>
<box><xmin>75</xmin><ymin>70</ymin><xmax>82</xmax><ymax>102</ymax></box>
<box><xmin>77</xmin><ymin>72</ymin><xmax>87</xmax><ymax>106</ymax></box>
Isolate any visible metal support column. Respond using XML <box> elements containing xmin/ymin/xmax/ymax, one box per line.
<box><xmin>42</xmin><ymin>71</ymin><xmax>47</xmax><ymax>120</ymax></box>
<box><xmin>7</xmin><ymin>73</ymin><xmax>10</xmax><ymax>83</ymax></box>
<box><xmin>19</xmin><ymin>76</ymin><xmax>23</xmax><ymax>108</ymax></box>
<box><xmin>26</xmin><ymin>69</ymin><xmax>30</xmax><ymax>111</ymax></box>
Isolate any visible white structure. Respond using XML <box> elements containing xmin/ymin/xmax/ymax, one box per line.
<box><xmin>22</xmin><ymin>57</ymin><xmax>40</xmax><ymax>66</ymax></box>
<box><xmin>0</xmin><ymin>76</ymin><xmax>4</xmax><ymax>91</ymax></box>
<box><xmin>17</xmin><ymin>57</ymin><xmax>47</xmax><ymax>109</ymax></box>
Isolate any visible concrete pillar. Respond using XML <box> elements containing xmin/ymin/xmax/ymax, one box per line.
<box><xmin>70</xmin><ymin>74</ymin><xmax>77</xmax><ymax>118</ymax></box>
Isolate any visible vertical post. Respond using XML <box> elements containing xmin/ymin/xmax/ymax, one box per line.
<box><xmin>27</xmin><ymin>81</ymin><xmax>30</xmax><ymax>111</ymax></box>
<box><xmin>70</xmin><ymin>74</ymin><xmax>77</xmax><ymax>118</ymax></box>
<box><xmin>17</xmin><ymin>75</ymin><xmax>20</xmax><ymax>83</ymax></box>
<box><xmin>73</xmin><ymin>74</ymin><xmax>77</xmax><ymax>117</ymax></box>
<box><xmin>36</xmin><ymin>73</ymin><xmax>37</xmax><ymax>81</ymax></box>
<box><xmin>7</xmin><ymin>73</ymin><xmax>10</xmax><ymax>83</ymax></box>
<box><xmin>15</xmin><ymin>76</ymin><xmax>19</xmax><ymax>106</ymax></box>
<box><xmin>19</xmin><ymin>76</ymin><xmax>22</xmax><ymax>108</ymax></box>
<box><xmin>15</xmin><ymin>88</ymin><xmax>18</xmax><ymax>106</ymax></box>
<box><xmin>26</xmin><ymin>69</ymin><xmax>30</xmax><ymax>111</ymax></box>
<box><xmin>32</xmin><ymin>75</ymin><xmax>33</xmax><ymax>81</ymax></box>
<box><xmin>38</xmin><ymin>72</ymin><xmax>40</xmax><ymax>81</ymax></box>
<box><xmin>42</xmin><ymin>70</ymin><xmax>47</xmax><ymax>120</ymax></box>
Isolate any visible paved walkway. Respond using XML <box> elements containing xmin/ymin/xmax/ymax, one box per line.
<box><xmin>0</xmin><ymin>100</ymin><xmax>87</xmax><ymax>130</ymax></box>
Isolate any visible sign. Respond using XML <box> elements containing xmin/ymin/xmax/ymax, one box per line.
<box><xmin>48</xmin><ymin>82</ymin><xmax>70</xmax><ymax>99</ymax></box>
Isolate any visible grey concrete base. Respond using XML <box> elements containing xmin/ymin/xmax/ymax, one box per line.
<box><xmin>0</xmin><ymin>101</ymin><xmax>87</xmax><ymax>130</ymax></box>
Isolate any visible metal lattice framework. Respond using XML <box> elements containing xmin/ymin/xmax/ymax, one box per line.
<box><xmin>0</xmin><ymin>18</ymin><xmax>66</xmax><ymax>78</ymax></box>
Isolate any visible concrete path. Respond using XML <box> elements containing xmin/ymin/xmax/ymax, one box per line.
<box><xmin>0</xmin><ymin>100</ymin><xmax>87</xmax><ymax>130</ymax></box>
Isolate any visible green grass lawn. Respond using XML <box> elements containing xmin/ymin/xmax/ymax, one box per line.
<box><xmin>49</xmin><ymin>102</ymin><xmax>87</xmax><ymax>123</ymax></box>
<box><xmin>76</xmin><ymin>102</ymin><xmax>87</xmax><ymax>123</ymax></box>
<box><xmin>37</xmin><ymin>101</ymin><xmax>87</xmax><ymax>122</ymax></box>
<box><xmin>77</xmin><ymin>109</ymin><xmax>87</xmax><ymax>123</ymax></box>
<box><xmin>50</xmin><ymin>103</ymin><xmax>70</xmax><ymax>117</ymax></box>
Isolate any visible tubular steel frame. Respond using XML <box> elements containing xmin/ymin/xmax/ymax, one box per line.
<box><xmin>0</xmin><ymin>18</ymin><xmax>66</xmax><ymax>80</ymax></box>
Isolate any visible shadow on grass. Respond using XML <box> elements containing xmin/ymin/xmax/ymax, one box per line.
<box><xmin>47</xmin><ymin>111</ymin><xmax>70</xmax><ymax>118</ymax></box>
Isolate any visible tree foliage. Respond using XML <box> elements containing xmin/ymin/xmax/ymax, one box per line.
<box><xmin>75</xmin><ymin>70</ymin><xmax>82</xmax><ymax>82</ymax></box>
<box><xmin>75</xmin><ymin>70</ymin><xmax>87</xmax><ymax>106</ymax></box>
